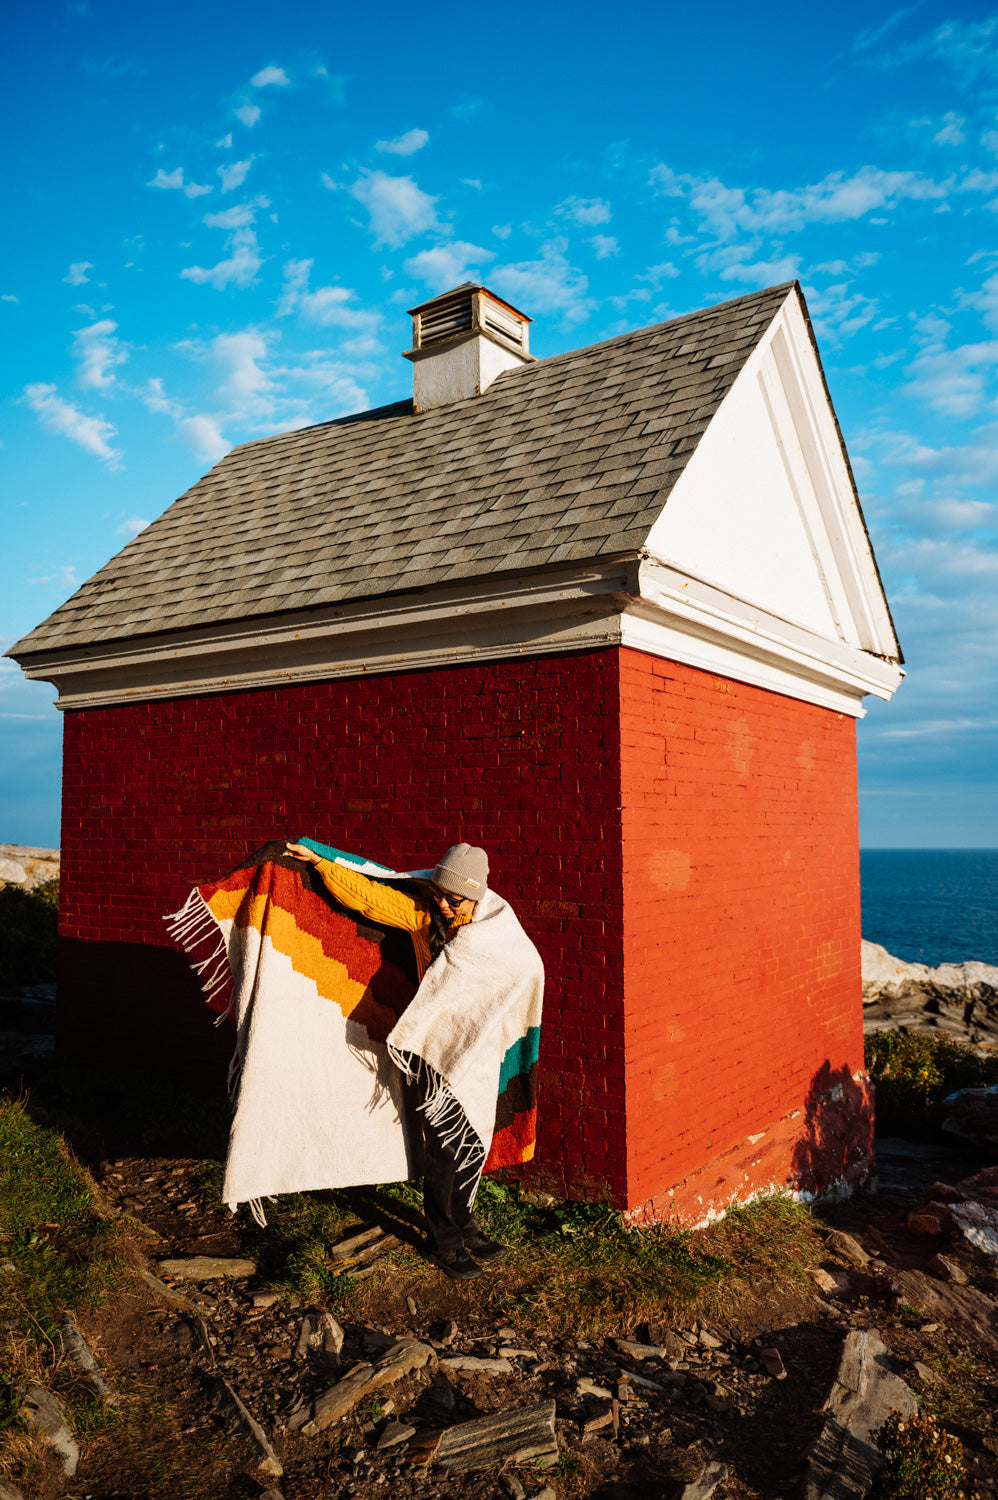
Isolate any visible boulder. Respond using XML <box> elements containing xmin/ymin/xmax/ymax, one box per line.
<box><xmin>862</xmin><ymin>940</ymin><xmax>998</xmax><ymax>1048</ymax></box>
<box><xmin>802</xmin><ymin>1329</ymin><xmax>917</xmax><ymax>1500</ymax></box>
<box><xmin>941</xmin><ymin>1084</ymin><xmax>998</xmax><ymax>1149</ymax></box>
<box><xmin>890</xmin><ymin>1268</ymin><xmax>998</xmax><ymax>1355</ymax></box>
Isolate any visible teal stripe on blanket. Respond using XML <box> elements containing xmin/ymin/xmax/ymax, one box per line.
<box><xmin>497</xmin><ymin>1026</ymin><xmax>540</xmax><ymax>1094</ymax></box>
<box><xmin>298</xmin><ymin>836</ymin><xmax>396</xmax><ymax>876</ymax></box>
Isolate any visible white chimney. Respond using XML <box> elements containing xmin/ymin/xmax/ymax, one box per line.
<box><xmin>404</xmin><ymin>283</ymin><xmax>534</xmax><ymax>413</ymax></box>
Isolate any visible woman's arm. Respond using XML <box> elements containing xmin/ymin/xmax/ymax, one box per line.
<box><xmin>285</xmin><ymin>842</ymin><xmax>424</xmax><ymax>932</ymax></box>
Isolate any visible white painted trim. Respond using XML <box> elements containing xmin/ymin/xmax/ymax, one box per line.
<box><xmin>634</xmin><ymin>556</ymin><xmax>903</xmax><ymax>716</ymax></box>
<box><xmin>644</xmin><ymin>289</ymin><xmax>902</xmax><ymax>661</ymax></box>
<box><xmin>18</xmin><ymin>564</ymin><xmax>633</xmax><ymax>710</ymax></box>
<box><xmin>18</xmin><ymin>550</ymin><xmax>903</xmax><ymax>718</ymax></box>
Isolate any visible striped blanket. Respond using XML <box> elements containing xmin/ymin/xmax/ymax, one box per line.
<box><xmin>166</xmin><ymin>840</ymin><xmax>543</xmax><ymax>1217</ymax></box>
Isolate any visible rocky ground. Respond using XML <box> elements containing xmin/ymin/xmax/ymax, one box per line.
<box><xmin>2</xmin><ymin>930</ymin><xmax>998</xmax><ymax>1498</ymax></box>
<box><xmin>2</xmin><ymin>1102</ymin><xmax>997</xmax><ymax>1500</ymax></box>
<box><xmin>863</xmin><ymin>939</ymin><xmax>998</xmax><ymax>1055</ymax></box>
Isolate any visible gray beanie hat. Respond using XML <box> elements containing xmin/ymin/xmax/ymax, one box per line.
<box><xmin>432</xmin><ymin>843</ymin><xmax>488</xmax><ymax>901</ymax></box>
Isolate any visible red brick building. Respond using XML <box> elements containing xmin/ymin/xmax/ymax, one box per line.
<box><xmin>9</xmin><ymin>282</ymin><xmax>903</xmax><ymax>1222</ymax></box>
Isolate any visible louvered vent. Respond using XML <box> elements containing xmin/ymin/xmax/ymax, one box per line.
<box><xmin>483</xmin><ymin>299</ymin><xmax>524</xmax><ymax>348</ymax></box>
<box><xmin>403</xmin><ymin>283</ymin><xmax>534</xmax><ymax>411</ymax></box>
<box><xmin>419</xmin><ymin>293</ymin><xmax>474</xmax><ymax>346</ymax></box>
<box><xmin>409</xmin><ymin>284</ymin><xmax>531</xmax><ymax>354</ymax></box>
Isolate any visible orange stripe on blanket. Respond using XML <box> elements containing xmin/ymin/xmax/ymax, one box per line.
<box><xmin>206</xmin><ymin>885</ymin><xmax>400</xmax><ymax>1044</ymax></box>
<box><xmin>484</xmin><ymin>1112</ymin><xmax>537</xmax><ymax>1172</ymax></box>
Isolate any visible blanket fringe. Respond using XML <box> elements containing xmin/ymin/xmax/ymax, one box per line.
<box><xmin>388</xmin><ymin>1044</ymin><xmax>486</xmax><ymax>1197</ymax></box>
<box><xmin>163</xmin><ymin>888</ymin><xmax>234</xmax><ymax>1023</ymax></box>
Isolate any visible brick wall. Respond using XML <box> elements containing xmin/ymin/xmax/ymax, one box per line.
<box><xmin>58</xmin><ymin>650</ymin><xmax>626</xmax><ymax>1201</ymax></box>
<box><xmin>618</xmin><ymin>649</ymin><xmax>870</xmax><ymax>1222</ymax></box>
<box><xmin>57</xmin><ymin>642</ymin><xmax>870</xmax><ymax>1219</ymax></box>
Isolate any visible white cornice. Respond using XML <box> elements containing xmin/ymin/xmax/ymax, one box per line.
<box><xmin>15</xmin><ymin>552</ymin><xmax>903</xmax><ymax>718</ymax></box>
<box><xmin>15</xmin><ymin>563</ymin><xmax>634</xmax><ymax>711</ymax></box>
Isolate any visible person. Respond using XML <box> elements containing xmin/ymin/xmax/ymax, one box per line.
<box><xmin>285</xmin><ymin>838</ymin><xmax>506</xmax><ymax>1281</ymax></box>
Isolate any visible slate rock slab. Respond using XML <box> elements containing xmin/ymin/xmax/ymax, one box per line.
<box><xmin>891</xmin><ymin>1268</ymin><xmax>998</xmax><ymax>1354</ymax></box>
<box><xmin>672</xmin><ymin>1462</ymin><xmax>730</xmax><ymax>1499</ymax></box>
<box><xmin>208</xmin><ymin>1377</ymin><xmax>282</xmax><ymax>1479</ymax></box>
<box><xmin>303</xmin><ymin>1340</ymin><xmax>436</xmax><ymax>1435</ymax></box>
<box><xmin>20</xmin><ymin>1384</ymin><xmax>79</xmax><ymax>1477</ymax></box>
<box><xmin>434</xmin><ymin>1399</ymin><xmax>559</xmax><ymax>1473</ymax></box>
<box><xmin>802</xmin><ymin>1329</ymin><xmax>916</xmax><ymax>1500</ymax></box>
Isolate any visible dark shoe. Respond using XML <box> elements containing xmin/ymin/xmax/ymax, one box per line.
<box><xmin>433</xmin><ymin>1247</ymin><xmax>483</xmax><ymax>1281</ymax></box>
<box><xmin>462</xmin><ymin>1234</ymin><xmax>508</xmax><ymax>1263</ymax></box>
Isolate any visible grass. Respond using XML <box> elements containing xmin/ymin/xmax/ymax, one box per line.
<box><xmin>201</xmin><ymin>1161</ymin><xmax>823</xmax><ymax>1341</ymax></box>
<box><xmin>0</xmin><ymin>880</ymin><xmax>59</xmax><ymax>988</ymax></box>
<box><xmin>0</xmin><ymin>1095</ymin><xmax>123</xmax><ymax>1343</ymax></box>
<box><xmin>865</xmin><ymin>1029</ymin><xmax>998</xmax><ymax>1137</ymax></box>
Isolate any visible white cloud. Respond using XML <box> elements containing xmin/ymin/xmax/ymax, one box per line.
<box><xmin>203</xmin><ymin>196</ymin><xmax>268</xmax><ymax>230</ymax></box>
<box><xmin>321</xmin><ymin>172</ymin><xmax>338</xmax><ymax>191</ymax></box>
<box><xmin>181</xmin><ymin>231</ymin><xmax>261</xmax><ymax>289</ymax></box>
<box><xmin>491</xmin><ymin>240</ymin><xmax>594</xmax><ymax>325</ymax></box>
<box><xmin>803</xmin><ymin>281</ymin><xmax>879</xmax><ymax>344</ymax></box>
<box><xmin>934</xmin><ymin>111</ymin><xmax>966</xmax><ymax>145</ymax></box>
<box><xmin>181</xmin><ymin>198</ymin><xmax>268</xmax><ymax>290</ymax></box>
<box><xmin>72</xmin><ymin>318</ymin><xmax>128</xmax><ymax>390</ymax></box>
<box><xmin>179</xmin><ymin>414</ymin><xmax>230</xmax><ymax>462</ymax></box>
<box><xmin>218</xmin><ymin>157</ymin><xmax>254</xmax><ymax>192</ymax></box>
<box><xmin>852</xmin><ymin>6</ymin><xmax>923</xmax><ymax>53</ymax></box>
<box><xmin>588</xmin><ymin>234</ymin><xmax>619</xmax><ymax>259</ymax></box>
<box><xmin>23</xmin><ymin>383</ymin><xmax>121</xmax><ymax>466</ymax></box>
<box><xmin>116</xmin><ymin>517</ymin><xmax>151</xmax><ymax>536</ymax></box>
<box><xmin>557</xmin><ymin>196</ymin><xmax>612</xmax><ymax>226</ymax></box>
<box><xmin>904</xmin><ymin>336</ymin><xmax>998</xmax><ymax>415</ymax></box>
<box><xmin>2</xmin><ymin>293</ymin><xmax>19</xmax><ymax>303</ymax></box>
<box><xmin>140</xmin><ymin>376</ymin><xmax>178</xmax><ymax>416</ymax></box>
<box><xmin>404</xmin><ymin>240</ymin><xmax>494</xmax><ymax>290</ymax></box>
<box><xmin>375</xmin><ymin>128</ymin><xmax>429</xmax><ymax>156</ymax></box>
<box><xmin>349</xmin><ymin>170</ymin><xmax>440</xmax><ymax>247</ymax></box>
<box><xmin>461</xmin><ymin>178</ymin><xmax>482</xmax><ymax>191</ymax></box>
<box><xmin>147</xmin><ymin>166</ymin><xmax>213</xmax><ymax>198</ymax></box>
<box><xmin>234</xmin><ymin>103</ymin><xmax>261</xmax><ymax>128</ymax></box>
<box><xmin>492</xmin><ymin>223</ymin><xmax>512</xmax><ymax>240</ymax></box>
<box><xmin>63</xmin><ymin>261</ymin><xmax>93</xmax><ymax>286</ymax></box>
<box><xmin>700</xmin><ymin>243</ymin><xmax>800</xmax><ymax>286</ymax></box>
<box><xmin>276</xmin><ymin>260</ymin><xmax>381</xmax><ymax>346</ymax></box>
<box><xmin>964</xmin><ymin>271</ymin><xmax>998</xmax><ymax>331</ymax></box>
<box><xmin>251</xmin><ymin>65</ymin><xmax>289</xmax><ymax>88</ymax></box>
<box><xmin>650</xmin><ymin>161</ymin><xmax>949</xmax><ymax>238</ymax></box>
<box><xmin>216</xmin><ymin>132</ymin><xmax>233</xmax><ymax>148</ymax></box>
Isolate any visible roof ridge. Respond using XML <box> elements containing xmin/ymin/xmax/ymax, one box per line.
<box><xmin>523</xmin><ymin>280</ymin><xmax>796</xmax><ymax>376</ymax></box>
<box><xmin>224</xmin><ymin>282</ymin><xmax>796</xmax><ymax>459</ymax></box>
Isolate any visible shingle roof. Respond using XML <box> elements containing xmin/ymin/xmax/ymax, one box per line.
<box><xmin>12</xmin><ymin>282</ymin><xmax>794</xmax><ymax>657</ymax></box>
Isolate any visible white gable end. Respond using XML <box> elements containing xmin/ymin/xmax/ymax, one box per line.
<box><xmin>644</xmin><ymin>291</ymin><xmax>897</xmax><ymax>658</ymax></box>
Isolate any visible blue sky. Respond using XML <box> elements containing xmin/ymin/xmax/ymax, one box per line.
<box><xmin>3</xmin><ymin>0</ymin><xmax>998</xmax><ymax>849</ymax></box>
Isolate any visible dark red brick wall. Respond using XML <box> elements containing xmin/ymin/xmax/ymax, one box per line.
<box><xmin>57</xmin><ymin>651</ymin><xmax>626</xmax><ymax>1201</ymax></box>
<box><xmin>618</xmin><ymin>649</ymin><xmax>870</xmax><ymax>1222</ymax></box>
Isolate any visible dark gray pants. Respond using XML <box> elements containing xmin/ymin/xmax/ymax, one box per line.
<box><xmin>414</xmin><ymin>1070</ymin><xmax>482</xmax><ymax>1254</ymax></box>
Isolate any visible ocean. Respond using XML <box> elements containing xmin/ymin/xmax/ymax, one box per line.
<box><xmin>860</xmin><ymin>849</ymin><xmax>998</xmax><ymax>969</ymax></box>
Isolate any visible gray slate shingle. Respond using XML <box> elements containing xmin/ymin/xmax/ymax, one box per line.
<box><xmin>12</xmin><ymin>283</ymin><xmax>794</xmax><ymax>657</ymax></box>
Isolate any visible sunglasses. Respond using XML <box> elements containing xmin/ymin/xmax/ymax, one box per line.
<box><xmin>429</xmin><ymin>885</ymin><xmax>470</xmax><ymax>907</ymax></box>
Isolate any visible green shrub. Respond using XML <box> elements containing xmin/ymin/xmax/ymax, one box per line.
<box><xmin>874</xmin><ymin>1411</ymin><xmax>965</xmax><ymax>1499</ymax></box>
<box><xmin>0</xmin><ymin>883</ymin><xmax>59</xmax><ymax>988</ymax></box>
<box><xmin>865</xmin><ymin>1029</ymin><xmax>998</xmax><ymax>1137</ymax></box>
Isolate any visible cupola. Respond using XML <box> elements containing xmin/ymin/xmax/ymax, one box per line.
<box><xmin>403</xmin><ymin>283</ymin><xmax>534</xmax><ymax>413</ymax></box>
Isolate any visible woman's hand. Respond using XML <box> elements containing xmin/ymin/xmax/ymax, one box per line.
<box><xmin>285</xmin><ymin>842</ymin><xmax>321</xmax><ymax>865</ymax></box>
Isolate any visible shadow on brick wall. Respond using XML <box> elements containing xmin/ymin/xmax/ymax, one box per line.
<box><xmin>790</xmin><ymin>1059</ymin><xmax>875</xmax><ymax>1199</ymax></box>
